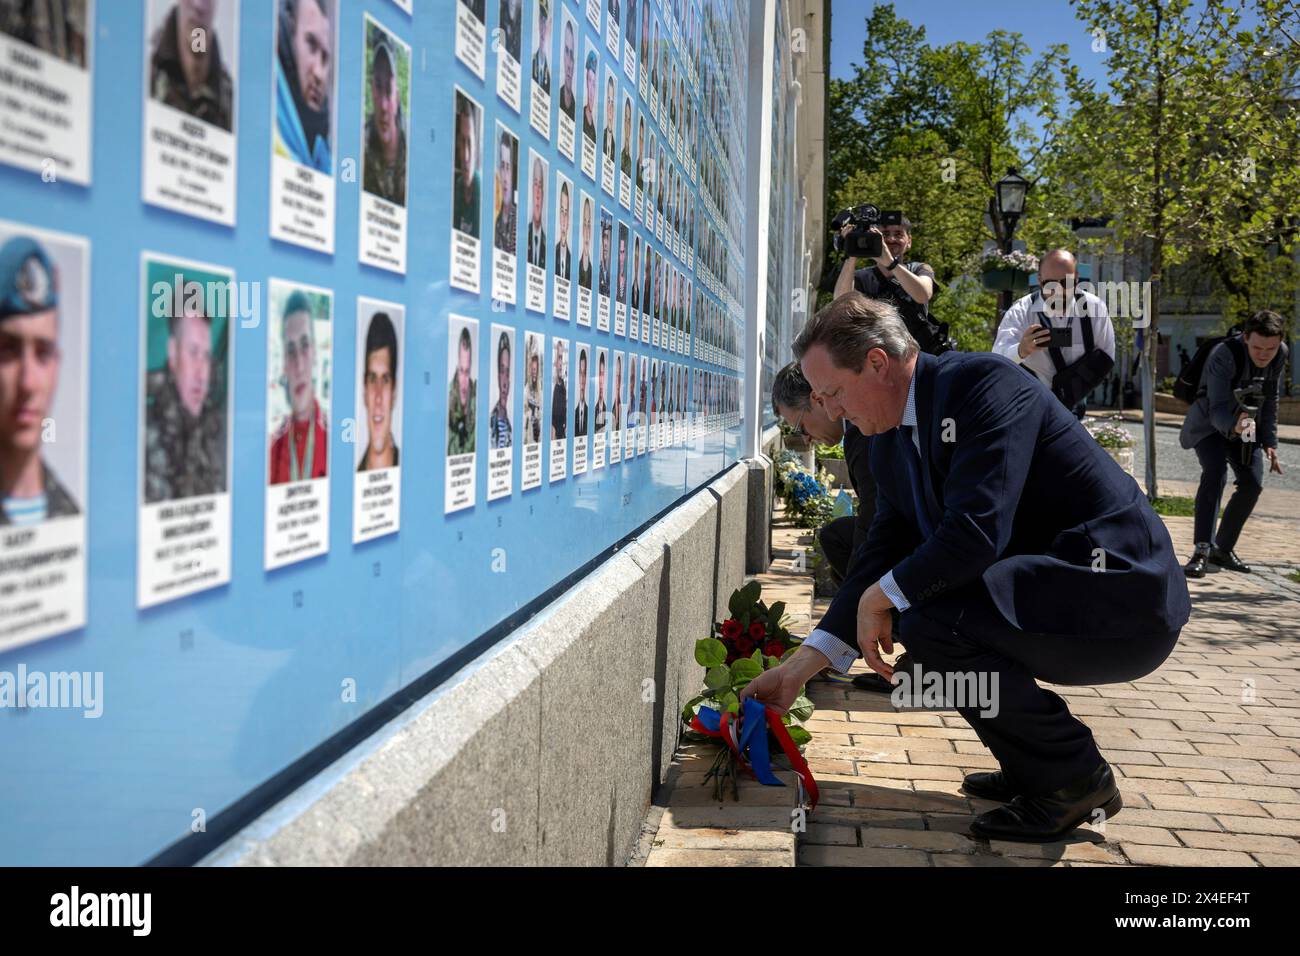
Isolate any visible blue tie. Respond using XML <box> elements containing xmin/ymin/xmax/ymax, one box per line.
<box><xmin>900</xmin><ymin>425</ymin><xmax>935</xmax><ymax>538</ymax></box>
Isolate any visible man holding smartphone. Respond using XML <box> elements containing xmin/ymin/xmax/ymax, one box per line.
<box><xmin>993</xmin><ymin>249</ymin><xmax>1115</xmax><ymax>418</ymax></box>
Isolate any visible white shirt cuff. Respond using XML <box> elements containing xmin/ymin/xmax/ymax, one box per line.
<box><xmin>879</xmin><ymin>570</ymin><xmax>911</xmax><ymax>612</ymax></box>
<box><xmin>803</xmin><ymin>628</ymin><xmax>858</xmax><ymax>674</ymax></box>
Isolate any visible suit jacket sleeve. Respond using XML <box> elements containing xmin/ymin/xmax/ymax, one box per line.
<box><xmin>814</xmin><ymin>449</ymin><xmax>919</xmax><ymax>644</ymax></box>
<box><xmin>890</xmin><ymin>363</ymin><xmax>1045</xmax><ymax>607</ymax></box>
<box><xmin>1261</xmin><ymin>344</ymin><xmax>1287</xmax><ymax>448</ymax></box>
<box><xmin>1205</xmin><ymin>343</ymin><xmax>1241</xmax><ymax>439</ymax></box>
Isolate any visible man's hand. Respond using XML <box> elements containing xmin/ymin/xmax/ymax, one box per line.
<box><xmin>1234</xmin><ymin>412</ymin><xmax>1251</xmax><ymax>435</ymax></box>
<box><xmin>1017</xmin><ymin>323</ymin><xmax>1052</xmax><ymax>359</ymax></box>
<box><xmin>857</xmin><ymin>582</ymin><xmax>896</xmax><ymax>679</ymax></box>
<box><xmin>740</xmin><ymin>645</ymin><xmax>829</xmax><ymax>715</ymax></box>
<box><xmin>1266</xmin><ymin>447</ymin><xmax>1284</xmax><ymax>474</ymax></box>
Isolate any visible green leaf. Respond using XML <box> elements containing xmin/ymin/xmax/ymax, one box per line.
<box><xmin>695</xmin><ymin>638</ymin><xmax>727</xmax><ymax>669</ymax></box>
<box><xmin>704</xmin><ymin>666</ymin><xmax>731</xmax><ymax>691</ymax></box>
<box><xmin>766</xmin><ymin>601</ymin><xmax>786</xmax><ymax>626</ymax></box>
<box><xmin>728</xmin><ymin>579</ymin><xmax>762</xmax><ymax>617</ymax></box>
<box><xmin>789</xmin><ymin>695</ymin><xmax>815</xmax><ymax>722</ymax></box>
<box><xmin>786</xmin><ymin>726</ymin><xmax>812</xmax><ymax>747</ymax></box>
<box><xmin>720</xmin><ymin>691</ymin><xmax>739</xmax><ymax>715</ymax></box>
<box><xmin>730</xmin><ymin>657</ymin><xmax>761</xmax><ymax>683</ymax></box>
<box><xmin>680</xmin><ymin>694</ymin><xmax>706</xmax><ymax>723</ymax></box>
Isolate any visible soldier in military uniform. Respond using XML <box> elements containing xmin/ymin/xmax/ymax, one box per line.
<box><xmin>363</xmin><ymin>35</ymin><xmax>407</xmax><ymax>206</ymax></box>
<box><xmin>0</xmin><ymin>0</ymin><xmax>88</xmax><ymax>67</ymax></box>
<box><xmin>0</xmin><ymin>235</ymin><xmax>79</xmax><ymax>525</ymax></box>
<box><xmin>447</xmin><ymin>326</ymin><xmax>476</xmax><ymax>456</ymax></box>
<box><xmin>144</xmin><ymin>298</ymin><xmax>226</xmax><ymax>504</ymax></box>
<box><xmin>531</xmin><ymin>0</ymin><xmax>551</xmax><ymax>93</ymax></box>
<box><xmin>148</xmin><ymin>0</ymin><xmax>234</xmax><ymax>132</ymax></box>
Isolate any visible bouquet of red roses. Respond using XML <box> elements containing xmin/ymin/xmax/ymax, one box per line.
<box><xmin>681</xmin><ymin>580</ymin><xmax>815</xmax><ymax>801</ymax></box>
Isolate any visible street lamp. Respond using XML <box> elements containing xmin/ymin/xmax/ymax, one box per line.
<box><xmin>991</xmin><ymin>168</ymin><xmax>1031</xmax><ymax>321</ymax></box>
<box><xmin>995</xmin><ymin>168</ymin><xmax>1029</xmax><ymax>234</ymax></box>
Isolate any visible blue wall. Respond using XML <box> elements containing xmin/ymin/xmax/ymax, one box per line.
<box><xmin>0</xmin><ymin>0</ymin><xmax>750</xmax><ymax>865</ymax></box>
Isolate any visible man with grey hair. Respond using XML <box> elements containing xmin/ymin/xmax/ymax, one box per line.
<box><xmin>743</xmin><ymin>292</ymin><xmax>1190</xmax><ymax>843</ymax></box>
<box><xmin>772</xmin><ymin>360</ymin><xmax>911</xmax><ymax>694</ymax></box>
<box><xmin>992</xmin><ymin>248</ymin><xmax>1115</xmax><ymax>419</ymax></box>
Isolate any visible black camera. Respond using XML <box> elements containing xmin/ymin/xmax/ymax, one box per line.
<box><xmin>831</xmin><ymin>205</ymin><xmax>903</xmax><ymax>260</ymax></box>
<box><xmin>1233</xmin><ymin>378</ymin><xmax>1267</xmax><ymax>462</ymax></box>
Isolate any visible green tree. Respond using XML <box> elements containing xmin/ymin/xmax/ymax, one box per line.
<box><xmin>1058</xmin><ymin>0</ymin><xmax>1300</xmax><ymax>498</ymax></box>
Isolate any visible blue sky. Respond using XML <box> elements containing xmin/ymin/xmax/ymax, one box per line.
<box><xmin>830</xmin><ymin>0</ymin><xmax>1115</xmax><ymax>86</ymax></box>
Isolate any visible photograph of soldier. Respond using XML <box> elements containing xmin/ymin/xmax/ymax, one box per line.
<box><xmin>639</xmin><ymin>2</ymin><xmax>650</xmax><ymax>65</ymax></box>
<box><xmin>602</xmin><ymin>70</ymin><xmax>617</xmax><ymax>162</ymax></box>
<box><xmin>362</xmin><ymin>22</ymin><xmax>408</xmax><ymax>207</ymax></box>
<box><xmin>635</xmin><ymin>113</ymin><xmax>646</xmax><ymax>190</ymax></box>
<box><xmin>527</xmin><ymin>154</ymin><xmax>548</xmax><ymax>270</ymax></box>
<box><xmin>574</xmin><ymin>344</ymin><xmax>589</xmax><ymax>438</ymax></box>
<box><xmin>557</xmin><ymin>8</ymin><xmax>576</xmax><ymax>119</ymax></box>
<box><xmin>499</xmin><ymin>0</ymin><xmax>520</xmax><ymax>63</ymax></box>
<box><xmin>594</xmin><ymin>349</ymin><xmax>607</xmax><ymax>435</ymax></box>
<box><xmin>578</xmin><ymin>194</ymin><xmax>594</xmax><ymax>289</ymax></box>
<box><xmin>452</xmin><ymin>89</ymin><xmax>482</xmax><ymax>239</ymax></box>
<box><xmin>143</xmin><ymin>270</ymin><xmax>228</xmax><ymax>504</ymax></box>
<box><xmin>0</xmin><ymin>0</ymin><xmax>87</xmax><ymax>67</ymax></box>
<box><xmin>630</xmin><ymin>235</ymin><xmax>641</xmax><ymax>311</ymax></box>
<box><xmin>268</xmin><ymin>288</ymin><xmax>329</xmax><ymax>485</ymax></box>
<box><xmin>620</xmin><ymin>94</ymin><xmax>633</xmax><ymax>176</ymax></box>
<box><xmin>612</xmin><ymin>352</ymin><xmax>622</xmax><ymax>432</ymax></box>
<box><xmin>357</xmin><ymin>309</ymin><xmax>399</xmax><ymax>472</ymax></box>
<box><xmin>598</xmin><ymin>211</ymin><xmax>612</xmax><ymax>297</ymax></box>
<box><xmin>493</xmin><ymin>124</ymin><xmax>519</xmax><ymax>256</ymax></box>
<box><xmin>147</xmin><ymin>0</ymin><xmax>234</xmax><ymax>133</ymax></box>
<box><xmin>489</xmin><ymin>328</ymin><xmax>513</xmax><ymax>450</ymax></box>
<box><xmin>641</xmin><ymin>241</ymin><xmax>651</xmax><ymax>313</ymax></box>
<box><xmin>274</xmin><ymin>0</ymin><xmax>335</xmax><ymax>174</ymax></box>
<box><xmin>581</xmin><ymin>48</ymin><xmax>598</xmax><ymax>144</ymax></box>
<box><xmin>616</xmin><ymin>223</ymin><xmax>628</xmax><ymax>303</ymax></box>
<box><xmin>625</xmin><ymin>0</ymin><xmax>637</xmax><ymax>51</ymax></box>
<box><xmin>523</xmin><ymin>331</ymin><xmax>542</xmax><ymax>446</ymax></box>
<box><xmin>554</xmin><ymin>176</ymin><xmax>572</xmax><ymax>279</ymax></box>
<box><xmin>531</xmin><ymin>0</ymin><xmax>550</xmax><ymax>93</ymax></box>
<box><xmin>551</xmin><ymin>337</ymin><xmax>567</xmax><ymax>440</ymax></box>
<box><xmin>0</xmin><ymin>233</ymin><xmax>80</xmax><ymax>525</ymax></box>
<box><xmin>447</xmin><ymin>323</ymin><xmax>476</xmax><ymax>456</ymax></box>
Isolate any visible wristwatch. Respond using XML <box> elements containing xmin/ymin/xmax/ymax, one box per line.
<box><xmin>888</xmin><ymin>255</ymin><xmax>902</xmax><ymax>270</ymax></box>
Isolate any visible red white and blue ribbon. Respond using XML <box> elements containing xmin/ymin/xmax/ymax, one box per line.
<box><xmin>690</xmin><ymin>697</ymin><xmax>819</xmax><ymax>811</ymax></box>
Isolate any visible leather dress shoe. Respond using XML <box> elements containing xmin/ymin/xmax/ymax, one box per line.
<box><xmin>851</xmin><ymin>652</ymin><xmax>913</xmax><ymax>693</ymax></box>
<box><xmin>961</xmin><ymin>770</ymin><xmax>1018</xmax><ymax>803</ymax></box>
<box><xmin>970</xmin><ymin>762</ymin><xmax>1122</xmax><ymax>843</ymax></box>
<box><xmin>1183</xmin><ymin>552</ymin><xmax>1209</xmax><ymax>578</ymax></box>
<box><xmin>1209</xmin><ymin>547</ymin><xmax>1252</xmax><ymax>573</ymax></box>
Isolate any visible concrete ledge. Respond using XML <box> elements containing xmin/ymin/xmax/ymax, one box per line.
<box><xmin>746</xmin><ymin>454</ymin><xmax>772</xmax><ymax>574</ymax></box>
<box><xmin>207</xmin><ymin>466</ymin><xmax>753</xmax><ymax>867</ymax></box>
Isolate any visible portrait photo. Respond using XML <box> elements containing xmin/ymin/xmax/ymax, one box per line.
<box><xmin>267</xmin><ymin>281</ymin><xmax>332</xmax><ymax>485</ymax></box>
<box><xmin>362</xmin><ymin>17</ymin><xmax>410</xmax><ymax>207</ymax></box>
<box><xmin>273</xmin><ymin>0</ymin><xmax>336</xmax><ymax>174</ymax></box>
<box><xmin>147</xmin><ymin>0</ymin><xmax>236</xmax><ymax>132</ymax></box>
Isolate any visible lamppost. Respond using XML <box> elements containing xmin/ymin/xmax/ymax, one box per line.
<box><xmin>990</xmin><ymin>168</ymin><xmax>1030</xmax><ymax>321</ymax></box>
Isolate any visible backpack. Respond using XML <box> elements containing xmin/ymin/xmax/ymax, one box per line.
<box><xmin>1173</xmin><ymin>331</ymin><xmax>1244</xmax><ymax>403</ymax></box>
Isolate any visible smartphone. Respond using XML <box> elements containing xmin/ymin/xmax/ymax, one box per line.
<box><xmin>1043</xmin><ymin>326</ymin><xmax>1072</xmax><ymax>349</ymax></box>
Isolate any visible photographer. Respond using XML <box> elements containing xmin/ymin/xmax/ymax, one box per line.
<box><xmin>992</xmin><ymin>249</ymin><xmax>1115</xmax><ymax>419</ymax></box>
<box><xmin>831</xmin><ymin>213</ymin><xmax>948</xmax><ymax>354</ymax></box>
<box><xmin>1180</xmin><ymin>310</ymin><xmax>1288</xmax><ymax>577</ymax></box>
<box><xmin>771</xmin><ymin>361</ymin><xmax>910</xmax><ymax>693</ymax></box>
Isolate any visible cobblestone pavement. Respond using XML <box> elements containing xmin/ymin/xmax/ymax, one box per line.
<box><xmin>643</xmin><ymin>496</ymin><xmax>1300</xmax><ymax>867</ymax></box>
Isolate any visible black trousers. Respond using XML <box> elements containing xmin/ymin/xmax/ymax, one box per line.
<box><xmin>817</xmin><ymin>515</ymin><xmax>857</xmax><ymax>581</ymax></box>
<box><xmin>896</xmin><ymin>588</ymin><xmax>1180</xmax><ymax>796</ymax></box>
<box><xmin>1193</xmin><ymin>432</ymin><xmax>1263</xmax><ymax>551</ymax></box>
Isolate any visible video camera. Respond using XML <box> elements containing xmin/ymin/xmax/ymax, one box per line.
<box><xmin>1233</xmin><ymin>377</ymin><xmax>1267</xmax><ymax>463</ymax></box>
<box><xmin>831</xmin><ymin>205</ymin><xmax>904</xmax><ymax>260</ymax></box>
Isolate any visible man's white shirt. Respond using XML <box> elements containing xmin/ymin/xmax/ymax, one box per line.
<box><xmin>992</xmin><ymin>290</ymin><xmax>1116</xmax><ymax>389</ymax></box>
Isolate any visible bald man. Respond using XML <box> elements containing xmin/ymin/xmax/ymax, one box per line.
<box><xmin>992</xmin><ymin>249</ymin><xmax>1115</xmax><ymax>419</ymax></box>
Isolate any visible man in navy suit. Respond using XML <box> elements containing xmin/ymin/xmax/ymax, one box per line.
<box><xmin>743</xmin><ymin>293</ymin><xmax>1191</xmax><ymax>842</ymax></box>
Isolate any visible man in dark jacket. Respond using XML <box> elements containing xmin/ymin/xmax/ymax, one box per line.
<box><xmin>1180</xmin><ymin>310</ymin><xmax>1288</xmax><ymax>577</ymax></box>
<box><xmin>745</xmin><ymin>294</ymin><xmax>1190</xmax><ymax>843</ymax></box>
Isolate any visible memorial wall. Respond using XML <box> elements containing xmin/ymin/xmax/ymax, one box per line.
<box><xmin>0</xmin><ymin>0</ymin><xmax>787</xmax><ymax>865</ymax></box>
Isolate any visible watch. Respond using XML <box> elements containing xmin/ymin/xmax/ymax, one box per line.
<box><xmin>888</xmin><ymin>255</ymin><xmax>902</xmax><ymax>270</ymax></box>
